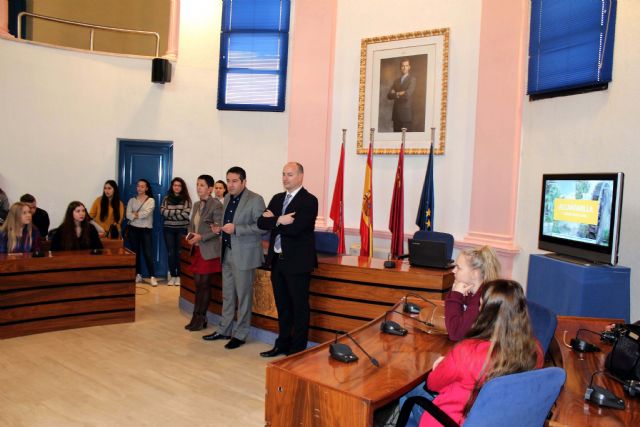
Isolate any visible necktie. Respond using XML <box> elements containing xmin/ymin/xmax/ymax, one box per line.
<box><xmin>274</xmin><ymin>193</ymin><xmax>292</xmax><ymax>253</ymax></box>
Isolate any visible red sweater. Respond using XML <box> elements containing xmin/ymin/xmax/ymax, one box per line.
<box><xmin>420</xmin><ymin>339</ymin><xmax>543</xmax><ymax>427</ymax></box>
<box><xmin>444</xmin><ymin>286</ymin><xmax>483</xmax><ymax>341</ymax></box>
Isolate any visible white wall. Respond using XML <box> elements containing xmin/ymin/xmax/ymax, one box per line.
<box><xmin>515</xmin><ymin>1</ymin><xmax>640</xmax><ymax>320</ymax></box>
<box><xmin>0</xmin><ymin>0</ymin><xmax>288</xmax><ymax>227</ymax></box>
<box><xmin>330</xmin><ymin>0</ymin><xmax>483</xmax><ymax>250</ymax></box>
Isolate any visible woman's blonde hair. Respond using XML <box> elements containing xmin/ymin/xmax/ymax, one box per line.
<box><xmin>462</xmin><ymin>245</ymin><xmax>501</xmax><ymax>283</ymax></box>
<box><xmin>0</xmin><ymin>202</ymin><xmax>32</xmax><ymax>252</ymax></box>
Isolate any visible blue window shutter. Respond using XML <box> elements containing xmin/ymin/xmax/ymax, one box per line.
<box><xmin>218</xmin><ymin>0</ymin><xmax>291</xmax><ymax>111</ymax></box>
<box><xmin>527</xmin><ymin>0</ymin><xmax>617</xmax><ymax>97</ymax></box>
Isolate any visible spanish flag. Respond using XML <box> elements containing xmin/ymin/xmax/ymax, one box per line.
<box><xmin>360</xmin><ymin>141</ymin><xmax>373</xmax><ymax>257</ymax></box>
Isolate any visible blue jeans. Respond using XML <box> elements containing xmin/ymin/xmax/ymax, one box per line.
<box><xmin>163</xmin><ymin>227</ymin><xmax>186</xmax><ymax>277</ymax></box>
<box><xmin>399</xmin><ymin>382</ymin><xmax>435</xmax><ymax>427</ymax></box>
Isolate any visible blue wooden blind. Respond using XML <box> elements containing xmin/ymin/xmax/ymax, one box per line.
<box><xmin>527</xmin><ymin>0</ymin><xmax>617</xmax><ymax>97</ymax></box>
<box><xmin>217</xmin><ymin>0</ymin><xmax>291</xmax><ymax>111</ymax></box>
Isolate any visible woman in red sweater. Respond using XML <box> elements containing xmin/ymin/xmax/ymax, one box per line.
<box><xmin>419</xmin><ymin>279</ymin><xmax>543</xmax><ymax>427</ymax></box>
<box><xmin>444</xmin><ymin>246</ymin><xmax>501</xmax><ymax>341</ymax></box>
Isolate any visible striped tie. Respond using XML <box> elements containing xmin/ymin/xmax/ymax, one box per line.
<box><xmin>274</xmin><ymin>193</ymin><xmax>292</xmax><ymax>252</ymax></box>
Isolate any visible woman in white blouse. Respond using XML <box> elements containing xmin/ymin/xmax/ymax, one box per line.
<box><xmin>126</xmin><ymin>179</ymin><xmax>157</xmax><ymax>286</ymax></box>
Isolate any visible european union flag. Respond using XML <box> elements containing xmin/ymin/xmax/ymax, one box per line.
<box><xmin>416</xmin><ymin>141</ymin><xmax>434</xmax><ymax>231</ymax></box>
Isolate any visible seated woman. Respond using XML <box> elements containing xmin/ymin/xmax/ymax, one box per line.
<box><xmin>398</xmin><ymin>280</ymin><xmax>543</xmax><ymax>426</ymax></box>
<box><xmin>90</xmin><ymin>180</ymin><xmax>125</xmax><ymax>238</ymax></box>
<box><xmin>0</xmin><ymin>202</ymin><xmax>41</xmax><ymax>253</ymax></box>
<box><xmin>50</xmin><ymin>201</ymin><xmax>103</xmax><ymax>251</ymax></box>
<box><xmin>415</xmin><ymin>279</ymin><xmax>543</xmax><ymax>427</ymax></box>
<box><xmin>445</xmin><ymin>246</ymin><xmax>501</xmax><ymax>341</ymax></box>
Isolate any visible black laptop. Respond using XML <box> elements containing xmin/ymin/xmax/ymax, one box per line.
<box><xmin>408</xmin><ymin>239</ymin><xmax>455</xmax><ymax>269</ymax></box>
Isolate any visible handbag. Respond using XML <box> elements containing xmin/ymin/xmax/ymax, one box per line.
<box><xmin>107</xmin><ymin>223</ymin><xmax>120</xmax><ymax>239</ymax></box>
<box><xmin>605</xmin><ymin>323</ymin><xmax>640</xmax><ymax>381</ymax></box>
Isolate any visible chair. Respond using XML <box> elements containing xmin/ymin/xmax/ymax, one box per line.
<box><xmin>314</xmin><ymin>231</ymin><xmax>339</xmax><ymax>255</ymax></box>
<box><xmin>527</xmin><ymin>300</ymin><xmax>557</xmax><ymax>355</ymax></box>
<box><xmin>413</xmin><ymin>231</ymin><xmax>454</xmax><ymax>260</ymax></box>
<box><xmin>396</xmin><ymin>367</ymin><xmax>566</xmax><ymax>427</ymax></box>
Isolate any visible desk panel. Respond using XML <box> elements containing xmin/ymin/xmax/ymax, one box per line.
<box><xmin>179</xmin><ymin>248</ymin><xmax>453</xmax><ymax>344</ymax></box>
<box><xmin>0</xmin><ymin>248</ymin><xmax>136</xmax><ymax>339</ymax></box>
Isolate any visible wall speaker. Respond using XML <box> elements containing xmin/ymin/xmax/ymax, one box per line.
<box><xmin>152</xmin><ymin>58</ymin><xmax>172</xmax><ymax>84</ymax></box>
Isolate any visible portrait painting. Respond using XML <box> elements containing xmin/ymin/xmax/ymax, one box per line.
<box><xmin>357</xmin><ymin>29</ymin><xmax>449</xmax><ymax>155</ymax></box>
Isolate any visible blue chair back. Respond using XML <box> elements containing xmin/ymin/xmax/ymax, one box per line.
<box><xmin>464</xmin><ymin>367</ymin><xmax>566</xmax><ymax>427</ymax></box>
<box><xmin>527</xmin><ymin>300</ymin><xmax>557</xmax><ymax>355</ymax></box>
<box><xmin>413</xmin><ymin>231</ymin><xmax>454</xmax><ymax>260</ymax></box>
<box><xmin>314</xmin><ymin>231</ymin><xmax>339</xmax><ymax>255</ymax></box>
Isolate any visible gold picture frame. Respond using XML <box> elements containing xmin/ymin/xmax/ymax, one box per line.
<box><xmin>357</xmin><ymin>28</ymin><xmax>449</xmax><ymax>155</ymax></box>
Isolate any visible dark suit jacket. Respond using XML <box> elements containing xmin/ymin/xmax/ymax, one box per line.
<box><xmin>258</xmin><ymin>187</ymin><xmax>318</xmax><ymax>274</ymax></box>
<box><xmin>387</xmin><ymin>74</ymin><xmax>416</xmax><ymax>123</ymax></box>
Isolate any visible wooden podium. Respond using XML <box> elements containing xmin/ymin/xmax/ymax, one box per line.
<box><xmin>265</xmin><ymin>301</ymin><xmax>452</xmax><ymax>426</ymax></box>
<box><xmin>180</xmin><ymin>252</ymin><xmax>454</xmax><ymax>344</ymax></box>
<box><xmin>0</xmin><ymin>248</ymin><xmax>136</xmax><ymax>339</ymax></box>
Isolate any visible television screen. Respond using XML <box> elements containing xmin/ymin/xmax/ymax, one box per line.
<box><xmin>539</xmin><ymin>173</ymin><xmax>624</xmax><ymax>265</ymax></box>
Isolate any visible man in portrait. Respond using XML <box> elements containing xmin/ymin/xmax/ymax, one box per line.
<box><xmin>387</xmin><ymin>58</ymin><xmax>417</xmax><ymax>132</ymax></box>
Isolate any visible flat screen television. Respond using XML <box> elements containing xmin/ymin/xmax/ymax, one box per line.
<box><xmin>538</xmin><ymin>173</ymin><xmax>624</xmax><ymax>265</ymax></box>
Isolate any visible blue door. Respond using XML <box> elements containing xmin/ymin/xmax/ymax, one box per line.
<box><xmin>118</xmin><ymin>139</ymin><xmax>173</xmax><ymax>279</ymax></box>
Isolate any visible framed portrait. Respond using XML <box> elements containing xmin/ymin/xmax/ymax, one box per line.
<box><xmin>357</xmin><ymin>28</ymin><xmax>449</xmax><ymax>155</ymax></box>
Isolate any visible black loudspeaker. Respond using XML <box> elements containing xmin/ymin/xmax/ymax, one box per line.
<box><xmin>152</xmin><ymin>58</ymin><xmax>172</xmax><ymax>84</ymax></box>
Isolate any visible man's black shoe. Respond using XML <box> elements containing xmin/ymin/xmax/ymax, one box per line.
<box><xmin>260</xmin><ymin>347</ymin><xmax>288</xmax><ymax>358</ymax></box>
<box><xmin>224</xmin><ymin>337</ymin><xmax>246</xmax><ymax>349</ymax></box>
<box><xmin>202</xmin><ymin>332</ymin><xmax>231</xmax><ymax>341</ymax></box>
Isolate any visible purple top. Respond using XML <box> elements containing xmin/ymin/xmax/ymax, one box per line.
<box><xmin>444</xmin><ymin>284</ymin><xmax>484</xmax><ymax>342</ymax></box>
<box><xmin>0</xmin><ymin>225</ymin><xmax>41</xmax><ymax>254</ymax></box>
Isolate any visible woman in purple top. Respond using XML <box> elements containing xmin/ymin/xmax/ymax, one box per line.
<box><xmin>445</xmin><ymin>246</ymin><xmax>501</xmax><ymax>341</ymax></box>
<box><xmin>0</xmin><ymin>202</ymin><xmax>41</xmax><ymax>253</ymax></box>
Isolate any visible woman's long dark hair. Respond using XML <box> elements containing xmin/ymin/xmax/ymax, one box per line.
<box><xmin>58</xmin><ymin>201</ymin><xmax>92</xmax><ymax>250</ymax></box>
<box><xmin>100</xmin><ymin>180</ymin><xmax>121</xmax><ymax>223</ymax></box>
<box><xmin>167</xmin><ymin>177</ymin><xmax>191</xmax><ymax>203</ymax></box>
<box><xmin>462</xmin><ymin>279</ymin><xmax>539</xmax><ymax>415</ymax></box>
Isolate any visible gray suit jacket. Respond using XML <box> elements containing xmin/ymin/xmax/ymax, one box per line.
<box><xmin>223</xmin><ymin>188</ymin><xmax>266</xmax><ymax>270</ymax></box>
<box><xmin>189</xmin><ymin>196</ymin><xmax>223</xmax><ymax>260</ymax></box>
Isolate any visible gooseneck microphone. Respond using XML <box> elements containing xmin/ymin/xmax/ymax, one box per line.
<box><xmin>584</xmin><ymin>370</ymin><xmax>625</xmax><ymax>409</ymax></box>
<box><xmin>403</xmin><ymin>292</ymin><xmax>436</xmax><ymax>315</ymax></box>
<box><xmin>571</xmin><ymin>328</ymin><xmax>602</xmax><ymax>353</ymax></box>
<box><xmin>329</xmin><ymin>330</ymin><xmax>380</xmax><ymax>367</ymax></box>
<box><xmin>380</xmin><ymin>311</ymin><xmax>408</xmax><ymax>336</ymax></box>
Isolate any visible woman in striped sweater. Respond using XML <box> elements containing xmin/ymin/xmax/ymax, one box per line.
<box><xmin>160</xmin><ymin>177</ymin><xmax>192</xmax><ymax>286</ymax></box>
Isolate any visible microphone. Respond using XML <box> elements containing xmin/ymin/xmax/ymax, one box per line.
<box><xmin>584</xmin><ymin>370</ymin><xmax>625</xmax><ymax>409</ymax></box>
<box><xmin>329</xmin><ymin>330</ymin><xmax>380</xmax><ymax>367</ymax></box>
<box><xmin>380</xmin><ymin>310</ymin><xmax>408</xmax><ymax>336</ymax></box>
<box><xmin>403</xmin><ymin>292</ymin><xmax>436</xmax><ymax>315</ymax></box>
<box><xmin>571</xmin><ymin>328</ymin><xmax>602</xmax><ymax>353</ymax></box>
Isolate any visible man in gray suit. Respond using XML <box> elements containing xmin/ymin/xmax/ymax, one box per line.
<box><xmin>203</xmin><ymin>166</ymin><xmax>266</xmax><ymax>349</ymax></box>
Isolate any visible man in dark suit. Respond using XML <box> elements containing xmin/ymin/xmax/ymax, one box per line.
<box><xmin>202</xmin><ymin>166</ymin><xmax>266</xmax><ymax>350</ymax></box>
<box><xmin>387</xmin><ymin>58</ymin><xmax>416</xmax><ymax>132</ymax></box>
<box><xmin>258</xmin><ymin>162</ymin><xmax>318</xmax><ymax>357</ymax></box>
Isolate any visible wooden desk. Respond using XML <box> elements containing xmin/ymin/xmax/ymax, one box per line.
<box><xmin>549</xmin><ymin>316</ymin><xmax>640</xmax><ymax>426</ymax></box>
<box><xmin>265</xmin><ymin>303</ymin><xmax>452</xmax><ymax>426</ymax></box>
<box><xmin>0</xmin><ymin>248</ymin><xmax>136</xmax><ymax>339</ymax></box>
<box><xmin>179</xmin><ymin>252</ymin><xmax>453</xmax><ymax>343</ymax></box>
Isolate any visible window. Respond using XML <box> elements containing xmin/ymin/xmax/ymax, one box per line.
<box><xmin>217</xmin><ymin>0</ymin><xmax>291</xmax><ymax>112</ymax></box>
<box><xmin>527</xmin><ymin>0</ymin><xmax>617</xmax><ymax>100</ymax></box>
